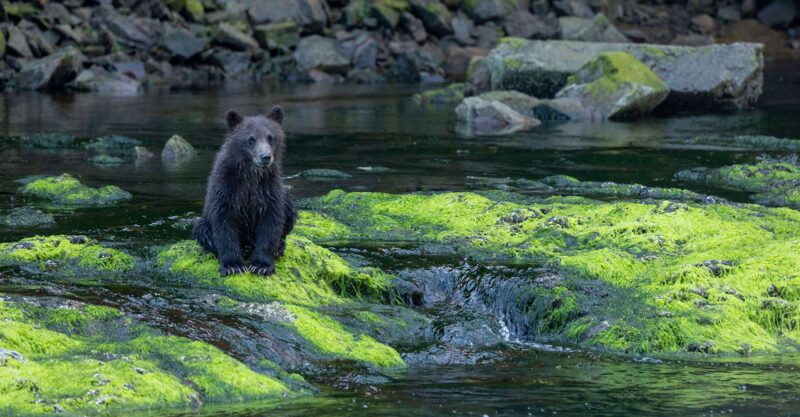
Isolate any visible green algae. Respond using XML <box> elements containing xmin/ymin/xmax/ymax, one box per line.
<box><xmin>0</xmin><ymin>298</ymin><xmax>296</xmax><ymax>416</ymax></box>
<box><xmin>676</xmin><ymin>158</ymin><xmax>800</xmax><ymax>209</ymax></box>
<box><xmin>540</xmin><ymin>175</ymin><xmax>710</xmax><ymax>202</ymax></box>
<box><xmin>300</xmin><ymin>190</ymin><xmax>800</xmax><ymax>355</ymax></box>
<box><xmin>156</xmin><ymin>236</ymin><xmax>404</xmax><ymax>369</ymax></box>
<box><xmin>19</xmin><ymin>174</ymin><xmax>132</xmax><ymax>207</ymax></box>
<box><xmin>678</xmin><ymin>135</ymin><xmax>800</xmax><ymax>151</ymax></box>
<box><xmin>0</xmin><ymin>235</ymin><xmax>134</xmax><ymax>274</ymax></box>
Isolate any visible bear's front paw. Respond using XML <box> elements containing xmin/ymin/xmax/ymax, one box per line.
<box><xmin>220</xmin><ymin>262</ymin><xmax>247</xmax><ymax>276</ymax></box>
<box><xmin>249</xmin><ymin>261</ymin><xmax>275</xmax><ymax>276</ymax></box>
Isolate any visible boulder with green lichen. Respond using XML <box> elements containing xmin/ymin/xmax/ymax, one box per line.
<box><xmin>676</xmin><ymin>157</ymin><xmax>800</xmax><ymax>209</ymax></box>
<box><xmin>18</xmin><ymin>174</ymin><xmax>132</xmax><ymax>207</ymax></box>
<box><xmin>412</xmin><ymin>83</ymin><xmax>466</xmax><ymax>105</ymax></box>
<box><xmin>0</xmin><ymin>296</ymin><xmax>303</xmax><ymax>416</ymax></box>
<box><xmin>555</xmin><ymin>52</ymin><xmax>669</xmax><ymax>120</ymax></box>
<box><xmin>254</xmin><ymin>21</ymin><xmax>300</xmax><ymax>52</ymax></box>
<box><xmin>299</xmin><ymin>189</ymin><xmax>800</xmax><ymax>355</ymax></box>
<box><xmin>487</xmin><ymin>39</ymin><xmax>763</xmax><ymax>110</ymax></box>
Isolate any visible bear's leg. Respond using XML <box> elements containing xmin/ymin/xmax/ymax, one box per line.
<box><xmin>192</xmin><ymin>217</ymin><xmax>217</xmax><ymax>256</ymax></box>
<box><xmin>276</xmin><ymin>197</ymin><xmax>297</xmax><ymax>258</ymax></box>
<box><xmin>250</xmin><ymin>211</ymin><xmax>284</xmax><ymax>276</ymax></box>
<box><xmin>210</xmin><ymin>213</ymin><xmax>247</xmax><ymax>276</ymax></box>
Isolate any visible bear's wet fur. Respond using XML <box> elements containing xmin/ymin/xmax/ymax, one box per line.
<box><xmin>193</xmin><ymin>106</ymin><xmax>297</xmax><ymax>276</ymax></box>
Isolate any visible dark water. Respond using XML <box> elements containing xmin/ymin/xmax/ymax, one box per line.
<box><xmin>1</xmin><ymin>65</ymin><xmax>800</xmax><ymax>416</ymax></box>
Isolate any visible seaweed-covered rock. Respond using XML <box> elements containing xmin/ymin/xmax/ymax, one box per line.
<box><xmin>300</xmin><ymin>190</ymin><xmax>800</xmax><ymax>355</ymax></box>
<box><xmin>455</xmin><ymin>96</ymin><xmax>540</xmax><ymax>135</ymax></box>
<box><xmin>88</xmin><ymin>154</ymin><xmax>127</xmax><ymax>165</ymax></box>
<box><xmin>0</xmin><ymin>235</ymin><xmax>133</xmax><ymax>274</ymax></box>
<box><xmin>0</xmin><ymin>297</ymin><xmax>301</xmax><ymax>415</ymax></box>
<box><xmin>487</xmin><ymin>39</ymin><xmax>763</xmax><ymax>110</ymax></box>
<box><xmin>540</xmin><ymin>175</ymin><xmax>711</xmax><ymax>201</ymax></box>
<box><xmin>156</xmin><ymin>236</ymin><xmax>405</xmax><ymax>368</ymax></box>
<box><xmin>412</xmin><ymin>83</ymin><xmax>466</xmax><ymax>105</ymax></box>
<box><xmin>555</xmin><ymin>52</ymin><xmax>669</xmax><ymax>120</ymax></box>
<box><xmin>18</xmin><ymin>174</ymin><xmax>132</xmax><ymax>207</ymax></box>
<box><xmin>84</xmin><ymin>135</ymin><xmax>142</xmax><ymax>152</ymax></box>
<box><xmin>0</xmin><ymin>208</ymin><xmax>55</xmax><ymax>227</ymax></box>
<box><xmin>676</xmin><ymin>158</ymin><xmax>800</xmax><ymax>209</ymax></box>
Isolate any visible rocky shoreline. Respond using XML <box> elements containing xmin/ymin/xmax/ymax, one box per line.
<box><xmin>0</xmin><ymin>0</ymin><xmax>797</xmax><ymax>92</ymax></box>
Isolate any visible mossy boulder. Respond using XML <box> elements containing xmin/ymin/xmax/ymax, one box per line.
<box><xmin>412</xmin><ymin>83</ymin><xmax>466</xmax><ymax>105</ymax></box>
<box><xmin>254</xmin><ymin>21</ymin><xmax>300</xmax><ymax>52</ymax></box>
<box><xmin>83</xmin><ymin>135</ymin><xmax>142</xmax><ymax>152</ymax></box>
<box><xmin>156</xmin><ymin>236</ymin><xmax>405</xmax><ymax>369</ymax></box>
<box><xmin>408</xmin><ymin>0</ymin><xmax>453</xmax><ymax>36</ymax></box>
<box><xmin>555</xmin><ymin>52</ymin><xmax>669</xmax><ymax>120</ymax></box>
<box><xmin>0</xmin><ymin>297</ymin><xmax>300</xmax><ymax>416</ymax></box>
<box><xmin>676</xmin><ymin>157</ymin><xmax>800</xmax><ymax>209</ymax></box>
<box><xmin>18</xmin><ymin>174</ymin><xmax>132</xmax><ymax>207</ymax></box>
<box><xmin>487</xmin><ymin>39</ymin><xmax>763</xmax><ymax>110</ymax></box>
<box><xmin>0</xmin><ymin>235</ymin><xmax>134</xmax><ymax>274</ymax></box>
<box><xmin>17</xmin><ymin>133</ymin><xmax>78</xmax><ymax>149</ymax></box>
<box><xmin>300</xmin><ymin>190</ymin><xmax>800</xmax><ymax>355</ymax></box>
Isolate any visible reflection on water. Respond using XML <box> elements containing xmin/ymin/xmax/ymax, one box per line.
<box><xmin>1</xmin><ymin>70</ymin><xmax>800</xmax><ymax>416</ymax></box>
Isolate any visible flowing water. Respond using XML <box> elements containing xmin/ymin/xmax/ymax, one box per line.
<box><xmin>1</xmin><ymin>64</ymin><xmax>800</xmax><ymax>416</ymax></box>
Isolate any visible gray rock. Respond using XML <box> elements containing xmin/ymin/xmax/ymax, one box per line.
<box><xmin>452</xmin><ymin>13</ymin><xmax>475</xmax><ymax>45</ymax></box>
<box><xmin>67</xmin><ymin>67</ymin><xmax>143</xmax><ymax>95</ymax></box>
<box><xmin>7</xmin><ymin>25</ymin><xmax>33</xmax><ymax>58</ymax></box>
<box><xmin>463</xmin><ymin>0</ymin><xmax>515</xmax><ymax>22</ymax></box>
<box><xmin>211</xmin><ymin>50</ymin><xmax>253</xmax><ymax>75</ymax></box>
<box><xmin>466</xmin><ymin>56</ymin><xmax>491</xmax><ymax>94</ymax></box>
<box><xmin>455</xmin><ymin>96</ymin><xmax>540</xmax><ymax>135</ymax></box>
<box><xmin>17</xmin><ymin>47</ymin><xmax>85</xmax><ymax>90</ymax></box>
<box><xmin>161</xmin><ymin>134</ymin><xmax>196</xmax><ymax>162</ymax></box>
<box><xmin>88</xmin><ymin>154</ymin><xmax>127</xmax><ymax>165</ymax></box>
<box><xmin>254</xmin><ymin>21</ymin><xmax>300</xmax><ymax>52</ymax></box>
<box><xmin>54</xmin><ymin>24</ymin><xmax>84</xmax><ymax>44</ymax></box>
<box><xmin>757</xmin><ymin>0</ymin><xmax>797</xmax><ymax>29</ymax></box>
<box><xmin>112</xmin><ymin>61</ymin><xmax>146</xmax><ymax>80</ymax></box>
<box><xmin>296</xmin><ymin>169</ymin><xmax>352</xmax><ymax>179</ymax></box>
<box><xmin>559</xmin><ymin>14</ymin><xmax>629</xmax><ymax>43</ymax></box>
<box><xmin>408</xmin><ymin>0</ymin><xmax>453</xmax><ymax>36</ymax></box>
<box><xmin>162</xmin><ymin>27</ymin><xmax>208</xmax><ymax>59</ymax></box>
<box><xmin>92</xmin><ymin>6</ymin><xmax>154</xmax><ymax>48</ymax></box>
<box><xmin>247</xmin><ymin>0</ymin><xmax>328</xmax><ymax>33</ymax></box>
<box><xmin>294</xmin><ymin>35</ymin><xmax>350</xmax><ymax>73</ymax></box>
<box><xmin>670</xmin><ymin>34</ymin><xmax>715</xmax><ymax>47</ymax></box>
<box><xmin>474</xmin><ymin>23</ymin><xmax>503</xmax><ymax>49</ymax></box>
<box><xmin>553</xmin><ymin>0</ymin><xmax>594</xmax><ymax>18</ymax></box>
<box><xmin>214</xmin><ymin>23</ymin><xmax>259</xmax><ymax>51</ymax></box>
<box><xmin>503</xmin><ymin>11</ymin><xmax>557</xmax><ymax>39</ymax></box>
<box><xmin>401</xmin><ymin>12</ymin><xmax>428</xmax><ymax>43</ymax></box>
<box><xmin>474</xmin><ymin>90</ymin><xmax>590</xmax><ymax>121</ymax></box>
<box><xmin>134</xmin><ymin>146</ymin><xmax>154</xmax><ymax>160</ymax></box>
<box><xmin>554</xmin><ymin>52</ymin><xmax>669</xmax><ymax>120</ymax></box>
<box><xmin>487</xmin><ymin>39</ymin><xmax>763</xmax><ymax>110</ymax></box>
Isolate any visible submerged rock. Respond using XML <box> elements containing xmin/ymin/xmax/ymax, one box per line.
<box><xmin>67</xmin><ymin>67</ymin><xmax>143</xmax><ymax>95</ymax></box>
<box><xmin>300</xmin><ymin>189</ymin><xmax>800</xmax><ymax>355</ymax></box>
<box><xmin>18</xmin><ymin>174</ymin><xmax>132</xmax><ymax>207</ymax></box>
<box><xmin>676</xmin><ymin>157</ymin><xmax>800</xmax><ymax>209</ymax></box>
<box><xmin>84</xmin><ymin>135</ymin><xmax>142</xmax><ymax>152</ymax></box>
<box><xmin>487</xmin><ymin>39</ymin><xmax>763</xmax><ymax>110</ymax></box>
<box><xmin>540</xmin><ymin>175</ymin><xmax>711</xmax><ymax>201</ymax></box>
<box><xmin>88</xmin><ymin>154</ymin><xmax>127</xmax><ymax>165</ymax></box>
<box><xmin>295</xmin><ymin>169</ymin><xmax>352</xmax><ymax>180</ymax></box>
<box><xmin>161</xmin><ymin>134</ymin><xmax>196</xmax><ymax>162</ymax></box>
<box><xmin>17</xmin><ymin>133</ymin><xmax>78</xmax><ymax>148</ymax></box>
<box><xmin>475</xmin><ymin>90</ymin><xmax>590</xmax><ymax>121</ymax></box>
<box><xmin>555</xmin><ymin>52</ymin><xmax>669</xmax><ymax>120</ymax></box>
<box><xmin>677</xmin><ymin>135</ymin><xmax>800</xmax><ymax>151</ymax></box>
<box><xmin>0</xmin><ymin>207</ymin><xmax>55</xmax><ymax>228</ymax></box>
<box><xmin>455</xmin><ymin>96</ymin><xmax>540</xmax><ymax>135</ymax></box>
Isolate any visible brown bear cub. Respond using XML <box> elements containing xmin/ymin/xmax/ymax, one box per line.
<box><xmin>193</xmin><ymin>106</ymin><xmax>296</xmax><ymax>276</ymax></box>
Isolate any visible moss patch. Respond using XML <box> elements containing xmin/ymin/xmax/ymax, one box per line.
<box><xmin>676</xmin><ymin>157</ymin><xmax>800</xmax><ymax>209</ymax></box>
<box><xmin>0</xmin><ymin>298</ymin><xmax>296</xmax><ymax>416</ymax></box>
<box><xmin>0</xmin><ymin>235</ymin><xmax>134</xmax><ymax>274</ymax></box>
<box><xmin>19</xmin><ymin>174</ymin><xmax>132</xmax><ymax>207</ymax></box>
<box><xmin>300</xmin><ymin>190</ymin><xmax>800</xmax><ymax>355</ymax></box>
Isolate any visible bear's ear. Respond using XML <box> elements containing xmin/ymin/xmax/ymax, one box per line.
<box><xmin>266</xmin><ymin>105</ymin><xmax>284</xmax><ymax>125</ymax></box>
<box><xmin>226</xmin><ymin>110</ymin><xmax>243</xmax><ymax>130</ymax></box>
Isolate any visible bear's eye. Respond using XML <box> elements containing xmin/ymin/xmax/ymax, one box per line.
<box><xmin>248</xmin><ymin>136</ymin><xmax>256</xmax><ymax>145</ymax></box>
<box><xmin>267</xmin><ymin>134</ymin><xmax>274</xmax><ymax>143</ymax></box>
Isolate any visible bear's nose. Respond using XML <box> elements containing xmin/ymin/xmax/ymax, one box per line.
<box><xmin>260</xmin><ymin>153</ymin><xmax>273</xmax><ymax>164</ymax></box>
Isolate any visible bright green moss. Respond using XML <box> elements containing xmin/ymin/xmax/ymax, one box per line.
<box><xmin>19</xmin><ymin>174</ymin><xmax>132</xmax><ymax>207</ymax></box>
<box><xmin>156</xmin><ymin>235</ymin><xmax>391</xmax><ymax>305</ymax></box>
<box><xmin>302</xmin><ymin>190</ymin><xmax>800</xmax><ymax>355</ymax></box>
<box><xmin>566</xmin><ymin>51</ymin><xmax>667</xmax><ymax>99</ymax></box>
<box><xmin>285</xmin><ymin>305</ymin><xmax>404</xmax><ymax>369</ymax></box>
<box><xmin>293</xmin><ymin>211</ymin><xmax>352</xmax><ymax>242</ymax></box>
<box><xmin>0</xmin><ymin>299</ymin><xmax>295</xmax><ymax>416</ymax></box>
<box><xmin>412</xmin><ymin>83</ymin><xmax>466</xmax><ymax>105</ymax></box>
<box><xmin>0</xmin><ymin>235</ymin><xmax>135</xmax><ymax>273</ymax></box>
<box><xmin>676</xmin><ymin>158</ymin><xmax>800</xmax><ymax>209</ymax></box>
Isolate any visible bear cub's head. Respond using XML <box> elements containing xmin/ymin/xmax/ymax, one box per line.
<box><xmin>224</xmin><ymin>106</ymin><xmax>285</xmax><ymax>170</ymax></box>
